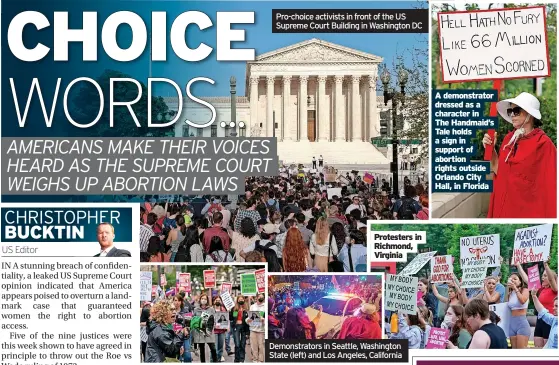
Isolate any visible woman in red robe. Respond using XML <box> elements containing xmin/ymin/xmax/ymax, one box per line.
<box><xmin>484</xmin><ymin>92</ymin><xmax>556</xmax><ymax>218</ymax></box>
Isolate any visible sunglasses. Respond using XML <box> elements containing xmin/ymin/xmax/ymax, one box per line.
<box><xmin>506</xmin><ymin>106</ymin><xmax>523</xmax><ymax>117</ymax></box>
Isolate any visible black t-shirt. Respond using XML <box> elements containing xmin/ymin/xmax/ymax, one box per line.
<box><xmin>467</xmin><ymin>323</ymin><xmax>508</xmax><ymax>349</ymax></box>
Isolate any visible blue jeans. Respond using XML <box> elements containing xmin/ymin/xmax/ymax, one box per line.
<box><xmin>225</xmin><ymin>330</ymin><xmax>232</xmax><ymax>353</ymax></box>
<box><xmin>182</xmin><ymin>337</ymin><xmax>192</xmax><ymax>362</ymax></box>
<box><xmin>215</xmin><ymin>333</ymin><xmax>225</xmax><ymax>360</ymax></box>
<box><xmin>232</xmin><ymin>324</ymin><xmax>247</xmax><ymax>362</ymax></box>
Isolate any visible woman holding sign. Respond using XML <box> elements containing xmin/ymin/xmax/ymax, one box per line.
<box><xmin>483</xmin><ymin>92</ymin><xmax>557</xmax><ymax>218</ymax></box>
<box><xmin>515</xmin><ymin>259</ymin><xmax>557</xmax><ymax>348</ymax></box>
<box><xmin>504</xmin><ymin>273</ymin><xmax>531</xmax><ymax>349</ymax></box>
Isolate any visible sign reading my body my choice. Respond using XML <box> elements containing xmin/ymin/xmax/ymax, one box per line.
<box><xmin>1</xmin><ymin>207</ymin><xmax>133</xmax><ymax>242</ymax></box>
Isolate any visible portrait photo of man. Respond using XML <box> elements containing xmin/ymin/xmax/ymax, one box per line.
<box><xmin>94</xmin><ymin>222</ymin><xmax>131</xmax><ymax>257</ymax></box>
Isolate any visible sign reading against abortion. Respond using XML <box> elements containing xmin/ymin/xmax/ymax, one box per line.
<box><xmin>460</xmin><ymin>234</ymin><xmax>500</xmax><ymax>267</ymax></box>
<box><xmin>513</xmin><ymin>224</ymin><xmax>553</xmax><ymax>264</ymax></box>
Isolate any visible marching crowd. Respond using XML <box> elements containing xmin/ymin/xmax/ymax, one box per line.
<box><xmin>389</xmin><ymin>258</ymin><xmax>558</xmax><ymax>349</ymax></box>
<box><xmin>268</xmin><ymin>276</ymin><xmax>382</xmax><ymax>340</ymax></box>
<box><xmin>141</xmin><ymin>290</ymin><xmax>267</xmax><ymax>363</ymax></box>
<box><xmin>139</xmin><ymin>167</ymin><xmax>428</xmax><ymax>269</ymax></box>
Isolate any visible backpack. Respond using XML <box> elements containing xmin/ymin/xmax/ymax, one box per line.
<box><xmin>416</xmin><ymin>207</ymin><xmax>429</xmax><ymax>220</ymax></box>
<box><xmin>266</xmin><ymin>199</ymin><xmax>277</xmax><ymax>211</ymax></box>
<box><xmin>254</xmin><ymin>240</ymin><xmax>281</xmax><ymax>271</ymax></box>
<box><xmin>397</xmin><ymin>198</ymin><xmax>416</xmax><ymax>220</ymax></box>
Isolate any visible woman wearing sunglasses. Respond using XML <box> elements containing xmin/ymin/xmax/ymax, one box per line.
<box><xmin>483</xmin><ymin>92</ymin><xmax>556</xmax><ymax>218</ymax></box>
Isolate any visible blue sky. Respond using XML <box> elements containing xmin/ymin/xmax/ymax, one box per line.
<box><xmin>92</xmin><ymin>0</ymin><xmax>428</xmax><ymax>97</ymax></box>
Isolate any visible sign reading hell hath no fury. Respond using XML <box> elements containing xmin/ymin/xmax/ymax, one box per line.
<box><xmin>385</xmin><ymin>274</ymin><xmax>418</xmax><ymax>315</ymax></box>
<box><xmin>430</xmin><ymin>255</ymin><xmax>454</xmax><ymax>283</ymax></box>
<box><xmin>438</xmin><ymin>6</ymin><xmax>550</xmax><ymax>82</ymax></box>
<box><xmin>513</xmin><ymin>224</ymin><xmax>553</xmax><ymax>264</ymax></box>
<box><xmin>460</xmin><ymin>234</ymin><xmax>500</xmax><ymax>267</ymax></box>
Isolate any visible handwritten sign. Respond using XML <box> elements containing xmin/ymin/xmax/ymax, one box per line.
<box><xmin>255</xmin><ymin>269</ymin><xmax>266</xmax><ymax>293</ymax></box>
<box><xmin>426</xmin><ymin>328</ymin><xmax>450</xmax><ymax>349</ymax></box>
<box><xmin>160</xmin><ymin>274</ymin><xmax>167</xmax><ymax>286</ymax></box>
<box><xmin>220</xmin><ymin>291</ymin><xmax>235</xmax><ymax>311</ymax></box>
<box><xmin>430</xmin><ymin>255</ymin><xmax>454</xmax><ymax>283</ymax></box>
<box><xmin>528</xmin><ymin>265</ymin><xmax>542</xmax><ymax>290</ymax></box>
<box><xmin>386</xmin><ymin>274</ymin><xmax>418</xmax><ymax>315</ymax></box>
<box><xmin>221</xmin><ymin>282</ymin><xmax>232</xmax><ymax>293</ymax></box>
<box><xmin>513</xmin><ymin>224</ymin><xmax>553</xmax><ymax>264</ymax></box>
<box><xmin>460</xmin><ymin>234</ymin><xmax>500</xmax><ymax>267</ymax></box>
<box><xmin>461</xmin><ymin>259</ymin><xmax>488</xmax><ymax>288</ymax></box>
<box><xmin>204</xmin><ymin>270</ymin><xmax>216</xmax><ymax>289</ymax></box>
<box><xmin>438</xmin><ymin>7</ymin><xmax>550</xmax><ymax>82</ymax></box>
<box><xmin>140</xmin><ymin>272</ymin><xmax>153</xmax><ymax>301</ymax></box>
<box><xmin>399</xmin><ymin>251</ymin><xmax>437</xmax><ymax>276</ymax></box>
<box><xmin>327</xmin><ymin>188</ymin><xmax>342</xmax><ymax>200</ymax></box>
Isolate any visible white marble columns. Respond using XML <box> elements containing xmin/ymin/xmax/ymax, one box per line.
<box><xmin>266</xmin><ymin>76</ymin><xmax>275</xmax><ymax>137</ymax></box>
<box><xmin>334</xmin><ymin>75</ymin><xmax>345</xmax><ymax>141</ymax></box>
<box><xmin>299</xmin><ymin>76</ymin><xmax>308</xmax><ymax>141</ymax></box>
<box><xmin>368</xmin><ymin>75</ymin><xmax>378</xmax><ymax>139</ymax></box>
<box><xmin>249</xmin><ymin>76</ymin><xmax>259</xmax><ymax>135</ymax></box>
<box><xmin>317</xmin><ymin>76</ymin><xmax>328</xmax><ymax>141</ymax></box>
<box><xmin>282</xmin><ymin>76</ymin><xmax>291</xmax><ymax>140</ymax></box>
<box><xmin>351</xmin><ymin>76</ymin><xmax>361</xmax><ymax>141</ymax></box>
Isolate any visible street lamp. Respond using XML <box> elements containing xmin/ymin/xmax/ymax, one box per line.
<box><xmin>381</xmin><ymin>64</ymin><xmax>408</xmax><ymax>197</ymax></box>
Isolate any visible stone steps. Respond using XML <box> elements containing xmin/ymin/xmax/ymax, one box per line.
<box><xmin>277</xmin><ymin>141</ymin><xmax>390</xmax><ymax>165</ymax></box>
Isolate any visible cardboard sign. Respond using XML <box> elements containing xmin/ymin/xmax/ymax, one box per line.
<box><xmin>461</xmin><ymin>259</ymin><xmax>488</xmax><ymax>289</ymax></box>
<box><xmin>399</xmin><ymin>251</ymin><xmax>437</xmax><ymax>276</ymax></box>
<box><xmin>460</xmin><ymin>234</ymin><xmax>500</xmax><ymax>267</ymax></box>
<box><xmin>255</xmin><ymin>269</ymin><xmax>266</xmax><ymax>294</ymax></box>
<box><xmin>430</xmin><ymin>255</ymin><xmax>454</xmax><ymax>283</ymax></box>
<box><xmin>425</xmin><ymin>328</ymin><xmax>450</xmax><ymax>349</ymax></box>
<box><xmin>140</xmin><ymin>271</ymin><xmax>153</xmax><ymax>301</ymax></box>
<box><xmin>327</xmin><ymin>188</ymin><xmax>342</xmax><ymax>199</ymax></box>
<box><xmin>160</xmin><ymin>274</ymin><xmax>167</xmax><ymax>286</ymax></box>
<box><xmin>513</xmin><ymin>224</ymin><xmax>553</xmax><ymax>264</ymax></box>
<box><xmin>528</xmin><ymin>264</ymin><xmax>541</xmax><ymax>290</ymax></box>
<box><xmin>220</xmin><ymin>291</ymin><xmax>235</xmax><ymax>311</ymax></box>
<box><xmin>179</xmin><ymin>273</ymin><xmax>191</xmax><ymax>293</ymax></box>
<box><xmin>221</xmin><ymin>282</ymin><xmax>232</xmax><ymax>293</ymax></box>
<box><xmin>385</xmin><ymin>274</ymin><xmax>418</xmax><ymax>315</ymax></box>
<box><xmin>241</xmin><ymin>273</ymin><xmax>257</xmax><ymax>296</ymax></box>
<box><xmin>489</xmin><ymin>303</ymin><xmax>511</xmax><ymax>337</ymax></box>
<box><xmin>438</xmin><ymin>7</ymin><xmax>550</xmax><ymax>82</ymax></box>
<box><xmin>215</xmin><ymin>311</ymin><xmax>230</xmax><ymax>330</ymax></box>
<box><xmin>204</xmin><ymin>270</ymin><xmax>216</xmax><ymax>289</ymax></box>
<box><xmin>363</xmin><ymin>173</ymin><xmax>374</xmax><ymax>184</ymax></box>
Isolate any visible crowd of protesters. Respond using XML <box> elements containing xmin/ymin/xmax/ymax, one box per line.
<box><xmin>141</xmin><ymin>288</ymin><xmax>267</xmax><ymax>363</ymax></box>
<box><xmin>268</xmin><ymin>275</ymin><xmax>383</xmax><ymax>340</ymax></box>
<box><xmin>389</xmin><ymin>257</ymin><xmax>557</xmax><ymax>349</ymax></box>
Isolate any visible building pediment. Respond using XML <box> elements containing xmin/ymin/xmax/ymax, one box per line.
<box><xmin>253</xmin><ymin>38</ymin><xmax>382</xmax><ymax>64</ymax></box>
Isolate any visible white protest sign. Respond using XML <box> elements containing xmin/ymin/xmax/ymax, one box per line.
<box><xmin>460</xmin><ymin>234</ymin><xmax>500</xmax><ymax>267</ymax></box>
<box><xmin>430</xmin><ymin>255</ymin><xmax>454</xmax><ymax>283</ymax></box>
<box><xmin>368</xmin><ymin>228</ymin><xmax>427</xmax><ymax>263</ymax></box>
<box><xmin>513</xmin><ymin>224</ymin><xmax>553</xmax><ymax>264</ymax></box>
<box><xmin>489</xmin><ymin>303</ymin><xmax>511</xmax><ymax>337</ymax></box>
<box><xmin>438</xmin><ymin>7</ymin><xmax>549</xmax><ymax>82</ymax></box>
<box><xmin>220</xmin><ymin>291</ymin><xmax>235</xmax><ymax>311</ymax></box>
<box><xmin>327</xmin><ymin>188</ymin><xmax>342</xmax><ymax>199</ymax></box>
<box><xmin>461</xmin><ymin>258</ymin><xmax>488</xmax><ymax>288</ymax></box>
<box><xmin>385</xmin><ymin>274</ymin><xmax>418</xmax><ymax>315</ymax></box>
<box><xmin>140</xmin><ymin>271</ymin><xmax>153</xmax><ymax>301</ymax></box>
<box><xmin>399</xmin><ymin>251</ymin><xmax>437</xmax><ymax>276</ymax></box>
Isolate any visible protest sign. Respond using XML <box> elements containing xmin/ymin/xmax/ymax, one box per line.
<box><xmin>294</xmin><ymin>281</ymin><xmax>300</xmax><ymax>291</ymax></box>
<box><xmin>460</xmin><ymin>234</ymin><xmax>500</xmax><ymax>267</ymax></box>
<box><xmin>140</xmin><ymin>272</ymin><xmax>153</xmax><ymax>301</ymax></box>
<box><xmin>241</xmin><ymin>273</ymin><xmax>257</xmax><ymax>296</ymax></box>
<box><xmin>438</xmin><ymin>7</ymin><xmax>550</xmax><ymax>83</ymax></box>
<box><xmin>528</xmin><ymin>265</ymin><xmax>542</xmax><ymax>290</ymax></box>
<box><xmin>203</xmin><ymin>270</ymin><xmax>216</xmax><ymax>288</ymax></box>
<box><xmin>327</xmin><ymin>188</ymin><xmax>342</xmax><ymax>199</ymax></box>
<box><xmin>430</xmin><ymin>255</ymin><xmax>454</xmax><ymax>283</ymax></box>
<box><xmin>399</xmin><ymin>251</ymin><xmax>437</xmax><ymax>276</ymax></box>
<box><xmin>363</xmin><ymin>173</ymin><xmax>374</xmax><ymax>184</ymax></box>
<box><xmin>215</xmin><ymin>311</ymin><xmax>230</xmax><ymax>330</ymax></box>
<box><xmin>179</xmin><ymin>273</ymin><xmax>191</xmax><ymax>293</ymax></box>
<box><xmin>385</xmin><ymin>274</ymin><xmax>418</xmax><ymax>315</ymax></box>
<box><xmin>490</xmin><ymin>303</ymin><xmax>511</xmax><ymax>337</ymax></box>
<box><xmin>151</xmin><ymin>285</ymin><xmax>157</xmax><ymax>298</ymax></box>
<box><xmin>221</xmin><ymin>282</ymin><xmax>232</xmax><ymax>293</ymax></box>
<box><xmin>220</xmin><ymin>291</ymin><xmax>235</xmax><ymax>311</ymax></box>
<box><xmin>513</xmin><ymin>224</ymin><xmax>553</xmax><ymax>264</ymax></box>
<box><xmin>248</xmin><ymin>311</ymin><xmax>263</xmax><ymax>327</ymax></box>
<box><xmin>425</xmin><ymin>328</ymin><xmax>450</xmax><ymax>349</ymax></box>
<box><xmin>461</xmin><ymin>259</ymin><xmax>488</xmax><ymax>288</ymax></box>
<box><xmin>255</xmin><ymin>269</ymin><xmax>266</xmax><ymax>293</ymax></box>
<box><xmin>160</xmin><ymin>274</ymin><xmax>167</xmax><ymax>286</ymax></box>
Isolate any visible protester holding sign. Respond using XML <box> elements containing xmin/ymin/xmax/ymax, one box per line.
<box><xmin>212</xmin><ymin>297</ymin><xmax>228</xmax><ymax>362</ymax></box>
<box><xmin>505</xmin><ymin>273</ymin><xmax>531</xmax><ymax>349</ymax></box>
<box><xmin>516</xmin><ymin>259</ymin><xmax>558</xmax><ymax>348</ymax></box>
<box><xmin>484</xmin><ymin>92</ymin><xmax>557</xmax><ymax>218</ymax></box>
<box><xmin>418</xmin><ymin>278</ymin><xmax>438</xmax><ymax>324</ymax></box>
<box><xmin>432</xmin><ymin>282</ymin><xmax>463</xmax><ymax>307</ymax></box>
<box><xmin>390</xmin><ymin>310</ymin><xmax>427</xmax><ymax>349</ymax></box>
<box><xmin>230</xmin><ymin>295</ymin><xmax>250</xmax><ymax>363</ymax></box>
<box><xmin>193</xmin><ymin>294</ymin><xmax>217</xmax><ymax>362</ymax></box>
<box><xmin>247</xmin><ymin>293</ymin><xmax>266</xmax><ymax>363</ymax></box>
<box><xmin>531</xmin><ymin>290</ymin><xmax>558</xmax><ymax>349</ymax></box>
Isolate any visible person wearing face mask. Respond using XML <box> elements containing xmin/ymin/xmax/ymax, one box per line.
<box><xmin>212</xmin><ymin>296</ymin><xmax>228</xmax><ymax>361</ymax></box>
<box><xmin>192</xmin><ymin>294</ymin><xmax>217</xmax><ymax>362</ymax></box>
<box><xmin>247</xmin><ymin>294</ymin><xmax>266</xmax><ymax>363</ymax></box>
<box><xmin>443</xmin><ymin>305</ymin><xmax>472</xmax><ymax>349</ymax></box>
<box><xmin>230</xmin><ymin>295</ymin><xmax>249</xmax><ymax>363</ymax></box>
<box><xmin>483</xmin><ymin>92</ymin><xmax>556</xmax><ymax>218</ymax></box>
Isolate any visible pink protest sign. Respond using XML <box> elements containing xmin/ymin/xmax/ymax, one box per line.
<box><xmin>528</xmin><ymin>265</ymin><xmax>541</xmax><ymax>290</ymax></box>
<box><xmin>425</xmin><ymin>328</ymin><xmax>449</xmax><ymax>349</ymax></box>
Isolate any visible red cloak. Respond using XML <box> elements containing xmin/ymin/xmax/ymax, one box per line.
<box><xmin>487</xmin><ymin>128</ymin><xmax>556</xmax><ymax>218</ymax></box>
<box><xmin>338</xmin><ymin>317</ymin><xmax>382</xmax><ymax>339</ymax></box>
